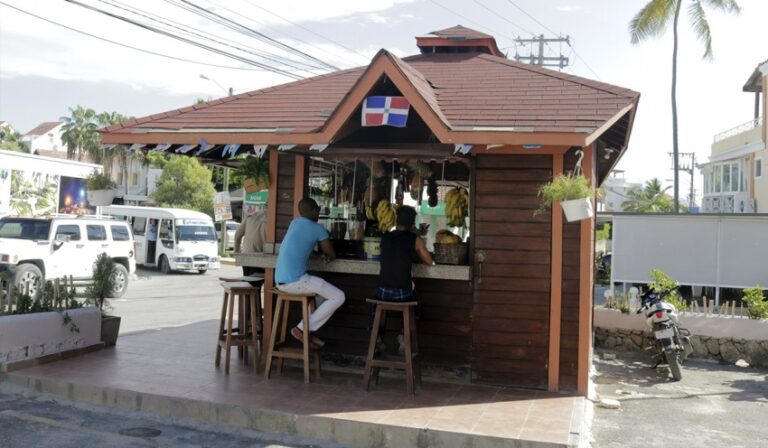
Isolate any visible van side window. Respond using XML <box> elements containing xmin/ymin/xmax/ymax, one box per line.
<box><xmin>159</xmin><ymin>220</ymin><xmax>173</xmax><ymax>240</ymax></box>
<box><xmin>132</xmin><ymin>217</ymin><xmax>146</xmax><ymax>236</ymax></box>
<box><xmin>55</xmin><ymin>225</ymin><xmax>81</xmax><ymax>241</ymax></box>
<box><xmin>111</xmin><ymin>225</ymin><xmax>131</xmax><ymax>241</ymax></box>
<box><xmin>86</xmin><ymin>225</ymin><xmax>108</xmax><ymax>241</ymax></box>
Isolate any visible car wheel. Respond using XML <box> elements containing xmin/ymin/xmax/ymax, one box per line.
<box><xmin>159</xmin><ymin>255</ymin><xmax>171</xmax><ymax>274</ymax></box>
<box><xmin>14</xmin><ymin>263</ymin><xmax>43</xmax><ymax>297</ymax></box>
<box><xmin>197</xmin><ymin>269</ymin><xmax>207</xmax><ymax>275</ymax></box>
<box><xmin>109</xmin><ymin>264</ymin><xmax>129</xmax><ymax>298</ymax></box>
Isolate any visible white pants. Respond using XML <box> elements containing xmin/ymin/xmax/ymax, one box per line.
<box><xmin>277</xmin><ymin>274</ymin><xmax>345</xmax><ymax>332</ymax></box>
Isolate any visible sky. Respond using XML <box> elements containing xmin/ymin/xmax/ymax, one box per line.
<box><xmin>1</xmin><ymin>0</ymin><xmax>766</xmax><ymax>203</ymax></box>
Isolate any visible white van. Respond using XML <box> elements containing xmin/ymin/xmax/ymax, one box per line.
<box><xmin>102</xmin><ymin>206</ymin><xmax>220</xmax><ymax>274</ymax></box>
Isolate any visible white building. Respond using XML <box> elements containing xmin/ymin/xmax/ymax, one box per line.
<box><xmin>22</xmin><ymin>122</ymin><xmax>65</xmax><ymax>155</ymax></box>
<box><xmin>598</xmin><ymin>170</ymin><xmax>642</xmax><ymax>212</ymax></box>
<box><xmin>699</xmin><ymin>58</ymin><xmax>766</xmax><ymax>213</ymax></box>
<box><xmin>108</xmin><ymin>156</ymin><xmax>162</xmax><ymax>205</ymax></box>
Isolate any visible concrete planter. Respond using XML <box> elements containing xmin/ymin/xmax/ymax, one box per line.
<box><xmin>101</xmin><ymin>315</ymin><xmax>121</xmax><ymax>346</ymax></box>
<box><xmin>0</xmin><ymin>307</ymin><xmax>102</xmax><ymax>367</ymax></box>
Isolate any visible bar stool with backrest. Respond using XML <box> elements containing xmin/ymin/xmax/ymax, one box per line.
<box><xmin>362</xmin><ymin>299</ymin><xmax>422</xmax><ymax>395</ymax></box>
<box><xmin>264</xmin><ymin>288</ymin><xmax>321</xmax><ymax>383</ymax></box>
<box><xmin>215</xmin><ymin>281</ymin><xmax>262</xmax><ymax>374</ymax></box>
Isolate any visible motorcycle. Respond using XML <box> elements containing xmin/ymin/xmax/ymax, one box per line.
<box><xmin>637</xmin><ymin>286</ymin><xmax>694</xmax><ymax>381</ymax></box>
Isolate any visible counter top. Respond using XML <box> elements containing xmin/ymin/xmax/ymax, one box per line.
<box><xmin>235</xmin><ymin>253</ymin><xmax>471</xmax><ymax>281</ymax></box>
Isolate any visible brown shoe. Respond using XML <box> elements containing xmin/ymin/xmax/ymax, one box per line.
<box><xmin>291</xmin><ymin>327</ymin><xmax>322</xmax><ymax>349</ymax></box>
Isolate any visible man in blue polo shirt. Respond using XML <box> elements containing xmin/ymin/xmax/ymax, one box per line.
<box><xmin>275</xmin><ymin>198</ymin><xmax>344</xmax><ymax>347</ymax></box>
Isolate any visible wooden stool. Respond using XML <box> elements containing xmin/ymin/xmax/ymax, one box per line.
<box><xmin>362</xmin><ymin>299</ymin><xmax>422</xmax><ymax>395</ymax></box>
<box><xmin>264</xmin><ymin>289</ymin><xmax>321</xmax><ymax>383</ymax></box>
<box><xmin>215</xmin><ymin>282</ymin><xmax>262</xmax><ymax>374</ymax></box>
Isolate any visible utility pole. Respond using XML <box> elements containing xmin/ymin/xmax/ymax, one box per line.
<box><xmin>669</xmin><ymin>152</ymin><xmax>697</xmax><ymax>209</ymax></box>
<box><xmin>200</xmin><ymin>74</ymin><xmax>233</xmax><ymax>254</ymax></box>
<box><xmin>514</xmin><ymin>35</ymin><xmax>570</xmax><ymax>69</ymax></box>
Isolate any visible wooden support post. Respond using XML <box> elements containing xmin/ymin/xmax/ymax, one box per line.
<box><xmin>293</xmin><ymin>155</ymin><xmax>306</xmax><ymax>218</ymax></box>
<box><xmin>548</xmin><ymin>153</ymin><xmax>564</xmax><ymax>392</ymax></box>
<box><xmin>577</xmin><ymin>145</ymin><xmax>595</xmax><ymax>395</ymax></box>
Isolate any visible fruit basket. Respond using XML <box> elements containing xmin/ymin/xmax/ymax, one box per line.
<box><xmin>433</xmin><ymin>242</ymin><xmax>468</xmax><ymax>265</ymax></box>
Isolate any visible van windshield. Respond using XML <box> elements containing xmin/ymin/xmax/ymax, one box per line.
<box><xmin>0</xmin><ymin>218</ymin><xmax>51</xmax><ymax>240</ymax></box>
<box><xmin>176</xmin><ymin>225</ymin><xmax>216</xmax><ymax>242</ymax></box>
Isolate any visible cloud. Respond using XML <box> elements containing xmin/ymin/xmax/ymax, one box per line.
<box><xmin>556</xmin><ymin>5</ymin><xmax>583</xmax><ymax>12</ymax></box>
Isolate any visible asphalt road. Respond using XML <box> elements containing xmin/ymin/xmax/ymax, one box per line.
<box><xmin>113</xmin><ymin>264</ymin><xmax>243</xmax><ymax>334</ymax></box>
<box><xmin>591</xmin><ymin>349</ymin><xmax>768</xmax><ymax>448</ymax></box>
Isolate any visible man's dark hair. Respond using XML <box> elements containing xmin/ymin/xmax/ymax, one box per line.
<box><xmin>396</xmin><ymin>205</ymin><xmax>417</xmax><ymax>228</ymax></box>
<box><xmin>298</xmin><ymin>198</ymin><xmax>320</xmax><ymax>217</ymax></box>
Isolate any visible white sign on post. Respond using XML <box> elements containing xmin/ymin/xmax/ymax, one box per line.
<box><xmin>213</xmin><ymin>192</ymin><xmax>233</xmax><ymax>222</ymax></box>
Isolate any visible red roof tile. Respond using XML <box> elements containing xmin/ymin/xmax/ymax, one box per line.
<box><xmin>103</xmin><ymin>49</ymin><xmax>638</xmax><ymax>140</ymax></box>
<box><xmin>425</xmin><ymin>25</ymin><xmax>494</xmax><ymax>40</ymax></box>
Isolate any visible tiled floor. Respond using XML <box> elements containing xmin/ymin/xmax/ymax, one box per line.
<box><xmin>7</xmin><ymin>320</ymin><xmax>584</xmax><ymax>447</ymax></box>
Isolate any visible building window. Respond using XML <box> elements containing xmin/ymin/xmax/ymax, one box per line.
<box><xmin>757</xmin><ymin>158</ymin><xmax>763</xmax><ymax>179</ymax></box>
<box><xmin>714</xmin><ymin>166</ymin><xmax>722</xmax><ymax>192</ymax></box>
<box><xmin>722</xmin><ymin>164</ymin><xmax>731</xmax><ymax>192</ymax></box>
<box><xmin>130</xmin><ymin>172</ymin><xmax>139</xmax><ymax>186</ymax></box>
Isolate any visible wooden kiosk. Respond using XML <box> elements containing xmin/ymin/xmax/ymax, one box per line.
<box><xmin>101</xmin><ymin>26</ymin><xmax>639</xmax><ymax>395</ymax></box>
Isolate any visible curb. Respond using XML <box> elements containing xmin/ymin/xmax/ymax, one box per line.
<box><xmin>2</xmin><ymin>373</ymin><xmax>575</xmax><ymax>448</ymax></box>
<box><xmin>220</xmin><ymin>258</ymin><xmax>236</xmax><ymax>266</ymax></box>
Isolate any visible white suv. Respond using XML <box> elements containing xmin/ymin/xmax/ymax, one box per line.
<box><xmin>0</xmin><ymin>216</ymin><xmax>136</xmax><ymax>297</ymax></box>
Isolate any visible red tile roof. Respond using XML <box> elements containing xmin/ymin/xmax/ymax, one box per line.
<box><xmin>103</xmin><ymin>47</ymin><xmax>638</xmax><ymax>140</ymax></box>
<box><xmin>425</xmin><ymin>25</ymin><xmax>494</xmax><ymax>40</ymax></box>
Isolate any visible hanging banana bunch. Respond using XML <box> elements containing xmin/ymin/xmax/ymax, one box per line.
<box><xmin>444</xmin><ymin>186</ymin><xmax>469</xmax><ymax>228</ymax></box>
<box><xmin>375</xmin><ymin>199</ymin><xmax>397</xmax><ymax>232</ymax></box>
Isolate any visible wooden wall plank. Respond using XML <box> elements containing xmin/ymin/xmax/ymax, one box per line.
<box><xmin>472</xmin><ymin>154</ymin><xmax>552</xmax><ymax>388</ymax></box>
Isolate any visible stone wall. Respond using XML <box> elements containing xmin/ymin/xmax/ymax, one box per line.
<box><xmin>593</xmin><ymin>308</ymin><xmax>768</xmax><ymax>368</ymax></box>
<box><xmin>595</xmin><ymin>327</ymin><xmax>768</xmax><ymax>368</ymax></box>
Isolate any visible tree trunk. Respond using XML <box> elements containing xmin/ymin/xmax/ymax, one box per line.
<box><xmin>671</xmin><ymin>0</ymin><xmax>682</xmax><ymax>213</ymax></box>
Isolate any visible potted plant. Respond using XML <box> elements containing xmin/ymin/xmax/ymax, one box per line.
<box><xmin>536</xmin><ymin>174</ymin><xmax>594</xmax><ymax>222</ymax></box>
<box><xmin>86</xmin><ymin>170</ymin><xmax>117</xmax><ymax>206</ymax></box>
<box><xmin>86</xmin><ymin>253</ymin><xmax>121</xmax><ymax>346</ymax></box>
<box><xmin>235</xmin><ymin>156</ymin><xmax>270</xmax><ymax>193</ymax></box>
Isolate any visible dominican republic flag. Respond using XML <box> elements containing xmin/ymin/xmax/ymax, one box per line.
<box><xmin>362</xmin><ymin>96</ymin><xmax>410</xmax><ymax>127</ymax></box>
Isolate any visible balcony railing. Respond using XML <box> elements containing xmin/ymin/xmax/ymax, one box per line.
<box><xmin>713</xmin><ymin>116</ymin><xmax>763</xmax><ymax>143</ymax></box>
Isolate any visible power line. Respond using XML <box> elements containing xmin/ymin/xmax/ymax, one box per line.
<box><xmin>504</xmin><ymin>0</ymin><xmax>559</xmax><ymax>36</ymax></box>
<box><xmin>471</xmin><ymin>0</ymin><xmax>532</xmax><ymax>36</ymax></box>
<box><xmin>241</xmin><ymin>0</ymin><xmax>371</xmax><ymax>64</ymax></box>
<box><xmin>173</xmin><ymin>0</ymin><xmax>339</xmax><ymax>71</ymax></box>
<box><xmin>96</xmin><ymin>0</ymin><xmax>326</xmax><ymax>73</ymax></box>
<box><xmin>208</xmin><ymin>0</ymin><xmax>365</xmax><ymax>68</ymax></box>
<box><xmin>0</xmin><ymin>1</ymin><xmax>260</xmax><ymax>72</ymax></box>
<box><xmin>502</xmin><ymin>0</ymin><xmax>601</xmax><ymax>80</ymax></box>
<box><xmin>63</xmin><ymin>0</ymin><xmax>303</xmax><ymax>79</ymax></box>
<box><xmin>426</xmin><ymin>0</ymin><xmax>519</xmax><ymax>45</ymax></box>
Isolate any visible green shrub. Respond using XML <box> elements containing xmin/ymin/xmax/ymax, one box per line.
<box><xmin>86</xmin><ymin>170</ymin><xmax>116</xmax><ymax>190</ymax></box>
<box><xmin>535</xmin><ymin>174</ymin><xmax>593</xmax><ymax>215</ymax></box>
<box><xmin>604</xmin><ymin>291</ymin><xmax>630</xmax><ymax>314</ymax></box>
<box><xmin>742</xmin><ymin>285</ymin><xmax>768</xmax><ymax>320</ymax></box>
<box><xmin>649</xmin><ymin>269</ymin><xmax>687</xmax><ymax>311</ymax></box>
<box><xmin>86</xmin><ymin>253</ymin><xmax>115</xmax><ymax>313</ymax></box>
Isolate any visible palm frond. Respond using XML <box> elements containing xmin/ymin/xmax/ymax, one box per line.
<box><xmin>701</xmin><ymin>0</ymin><xmax>741</xmax><ymax>14</ymax></box>
<box><xmin>688</xmin><ymin>1</ymin><xmax>714</xmax><ymax>60</ymax></box>
<box><xmin>629</xmin><ymin>0</ymin><xmax>677</xmax><ymax>44</ymax></box>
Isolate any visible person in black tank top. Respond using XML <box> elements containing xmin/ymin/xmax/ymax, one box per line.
<box><xmin>370</xmin><ymin>206</ymin><xmax>433</xmax><ymax>353</ymax></box>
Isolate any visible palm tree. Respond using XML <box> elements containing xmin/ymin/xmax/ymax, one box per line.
<box><xmin>629</xmin><ymin>0</ymin><xmax>740</xmax><ymax>213</ymax></box>
<box><xmin>622</xmin><ymin>178</ymin><xmax>677</xmax><ymax>213</ymax></box>
<box><xmin>60</xmin><ymin>106</ymin><xmax>100</xmax><ymax>162</ymax></box>
<box><xmin>96</xmin><ymin>111</ymin><xmax>134</xmax><ymax>195</ymax></box>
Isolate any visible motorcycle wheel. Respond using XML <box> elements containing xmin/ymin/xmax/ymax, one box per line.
<box><xmin>666</xmin><ymin>349</ymin><xmax>683</xmax><ymax>381</ymax></box>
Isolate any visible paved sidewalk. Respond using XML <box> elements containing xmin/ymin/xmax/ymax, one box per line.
<box><xmin>3</xmin><ymin>320</ymin><xmax>587</xmax><ymax>448</ymax></box>
<box><xmin>0</xmin><ymin>384</ymin><xmax>345</xmax><ymax>448</ymax></box>
<box><xmin>591</xmin><ymin>349</ymin><xmax>768</xmax><ymax>448</ymax></box>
